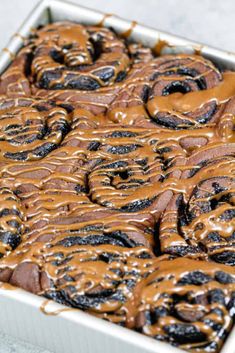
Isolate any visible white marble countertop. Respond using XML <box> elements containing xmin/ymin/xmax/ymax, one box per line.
<box><xmin>0</xmin><ymin>0</ymin><xmax>234</xmax><ymax>352</ymax></box>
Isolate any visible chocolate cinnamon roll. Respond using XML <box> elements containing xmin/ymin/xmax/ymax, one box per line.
<box><xmin>146</xmin><ymin>54</ymin><xmax>222</xmax><ymax>126</ymax></box>
<box><xmin>108</xmin><ymin>54</ymin><xmax>235</xmax><ymax>150</ymax></box>
<box><xmin>0</xmin><ymin>123</ymin><xmax>186</xmax><ymax>250</ymax></box>
<box><xmin>30</xmin><ymin>22</ymin><xmax>130</xmax><ymax>90</ymax></box>
<box><xmin>0</xmin><ymin>187</ymin><xmax>25</xmax><ymax>257</ymax></box>
<box><xmin>111</xmin><ymin>54</ymin><xmax>221</xmax><ymax>108</ymax></box>
<box><xmin>21</xmin><ymin>208</ymin><xmax>156</xmax><ymax>249</ymax></box>
<box><xmin>132</xmin><ymin>257</ymin><xmax>235</xmax><ymax>353</ymax></box>
<box><xmin>0</xmin><ymin>97</ymin><xmax>71</xmax><ymax>161</ymax></box>
<box><xmin>160</xmin><ymin>144</ymin><xmax>235</xmax><ymax>265</ymax></box>
<box><xmin>0</xmin><ymin>19</ymin><xmax>235</xmax><ymax>353</ymax></box>
<box><xmin>59</xmin><ymin>125</ymin><xmax>186</xmax><ymax>219</ymax></box>
<box><xmin>0</xmin><ymin>136</ymin><xmax>153</xmax><ymax>249</ymax></box>
<box><xmin>0</xmin><ymin>22</ymin><xmax>153</xmax><ymax>115</ymax></box>
<box><xmin>0</xmin><ymin>242</ymin><xmax>154</xmax><ymax>324</ymax></box>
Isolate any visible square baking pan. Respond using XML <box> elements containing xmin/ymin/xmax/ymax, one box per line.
<box><xmin>0</xmin><ymin>1</ymin><xmax>234</xmax><ymax>352</ymax></box>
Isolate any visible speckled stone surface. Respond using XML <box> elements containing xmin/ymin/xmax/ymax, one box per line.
<box><xmin>0</xmin><ymin>332</ymin><xmax>51</xmax><ymax>353</ymax></box>
<box><xmin>0</xmin><ymin>0</ymin><xmax>234</xmax><ymax>352</ymax></box>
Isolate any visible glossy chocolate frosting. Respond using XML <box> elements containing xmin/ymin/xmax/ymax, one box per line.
<box><xmin>0</xmin><ymin>21</ymin><xmax>234</xmax><ymax>353</ymax></box>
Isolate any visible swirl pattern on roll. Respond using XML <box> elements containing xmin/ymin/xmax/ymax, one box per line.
<box><xmin>0</xmin><ymin>187</ymin><xmax>25</xmax><ymax>257</ymax></box>
<box><xmin>108</xmin><ymin>55</ymin><xmax>235</xmax><ymax>150</ymax></box>
<box><xmin>160</xmin><ymin>143</ymin><xmax>235</xmax><ymax>264</ymax></box>
<box><xmin>0</xmin><ymin>21</ymin><xmax>234</xmax><ymax>353</ymax></box>
<box><xmin>0</xmin><ymin>22</ymin><xmax>153</xmax><ymax>114</ymax></box>
<box><xmin>30</xmin><ymin>22</ymin><xmax>131</xmax><ymax>90</ymax></box>
<box><xmin>0</xmin><ymin>97</ymin><xmax>71</xmax><ymax>161</ymax></box>
<box><xmin>0</xmin><ymin>123</ymin><xmax>186</xmax><ymax>252</ymax></box>
<box><xmin>77</xmin><ymin>126</ymin><xmax>185</xmax><ymax>215</ymax></box>
<box><xmin>130</xmin><ymin>258</ymin><xmax>235</xmax><ymax>353</ymax></box>
<box><xmin>2</xmin><ymin>243</ymin><xmax>155</xmax><ymax>323</ymax></box>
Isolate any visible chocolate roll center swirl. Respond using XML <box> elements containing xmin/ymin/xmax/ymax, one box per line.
<box><xmin>145</xmin><ymin>55</ymin><xmax>223</xmax><ymax>130</ymax></box>
<box><xmin>148</xmin><ymin>72</ymin><xmax>235</xmax><ymax>117</ymax></box>
<box><xmin>130</xmin><ymin>258</ymin><xmax>235</xmax><ymax>352</ymax></box>
<box><xmin>31</xmin><ymin>22</ymin><xmax>130</xmax><ymax>90</ymax></box>
<box><xmin>107</xmin><ymin>54</ymin><xmax>235</xmax><ymax>151</ymax></box>
<box><xmin>160</xmin><ymin>145</ymin><xmax>235</xmax><ymax>264</ymax></box>
<box><xmin>0</xmin><ymin>21</ymin><xmax>234</xmax><ymax>353</ymax></box>
<box><xmin>0</xmin><ymin>99</ymin><xmax>71</xmax><ymax>161</ymax></box>
<box><xmin>0</xmin><ymin>241</ymin><xmax>154</xmax><ymax>317</ymax></box>
<box><xmin>76</xmin><ymin>127</ymin><xmax>187</xmax><ymax>215</ymax></box>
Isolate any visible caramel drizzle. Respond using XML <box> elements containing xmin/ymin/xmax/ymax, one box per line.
<box><xmin>120</xmin><ymin>21</ymin><xmax>138</xmax><ymax>39</ymax></box>
<box><xmin>40</xmin><ymin>300</ymin><xmax>75</xmax><ymax>316</ymax></box>
<box><xmin>2</xmin><ymin>48</ymin><xmax>15</xmax><ymax>60</ymax></box>
<box><xmin>0</xmin><ymin>282</ymin><xmax>16</xmax><ymax>290</ymax></box>
<box><xmin>128</xmin><ymin>258</ymin><xmax>234</xmax><ymax>352</ymax></box>
<box><xmin>160</xmin><ymin>152</ymin><xmax>235</xmax><ymax>258</ymax></box>
<box><xmin>0</xmin><ymin>22</ymin><xmax>234</xmax><ymax>353</ymax></box>
<box><xmin>0</xmin><ymin>101</ymin><xmax>71</xmax><ymax>160</ymax></box>
<box><xmin>29</xmin><ymin>22</ymin><xmax>130</xmax><ymax>90</ymax></box>
<box><xmin>153</xmin><ymin>40</ymin><xmax>204</xmax><ymax>56</ymax></box>
<box><xmin>153</xmin><ymin>39</ymin><xmax>169</xmax><ymax>55</ymax></box>
<box><xmin>147</xmin><ymin>72</ymin><xmax>235</xmax><ymax>115</ymax></box>
<box><xmin>193</xmin><ymin>44</ymin><xmax>204</xmax><ymax>56</ymax></box>
<box><xmin>96</xmin><ymin>13</ymin><xmax>113</xmax><ymax>27</ymax></box>
<box><xmin>12</xmin><ymin>33</ymin><xmax>26</xmax><ymax>41</ymax></box>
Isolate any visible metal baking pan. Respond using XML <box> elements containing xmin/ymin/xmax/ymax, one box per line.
<box><xmin>0</xmin><ymin>1</ymin><xmax>234</xmax><ymax>352</ymax></box>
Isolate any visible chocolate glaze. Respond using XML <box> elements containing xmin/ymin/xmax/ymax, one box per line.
<box><xmin>0</xmin><ymin>21</ymin><xmax>234</xmax><ymax>353</ymax></box>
